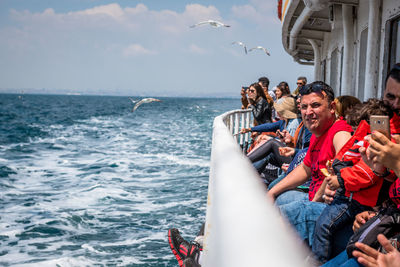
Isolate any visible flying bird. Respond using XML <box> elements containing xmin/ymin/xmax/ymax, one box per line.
<box><xmin>129</xmin><ymin>97</ymin><xmax>162</xmax><ymax>112</ymax></box>
<box><xmin>249</xmin><ymin>46</ymin><xmax>271</xmax><ymax>56</ymax></box>
<box><xmin>190</xmin><ymin>20</ymin><xmax>230</xmax><ymax>28</ymax></box>
<box><xmin>232</xmin><ymin>41</ymin><xmax>247</xmax><ymax>54</ymax></box>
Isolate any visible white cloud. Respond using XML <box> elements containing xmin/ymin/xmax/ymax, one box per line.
<box><xmin>231</xmin><ymin>0</ymin><xmax>279</xmax><ymax>25</ymax></box>
<box><xmin>8</xmin><ymin>3</ymin><xmax>222</xmax><ymax>35</ymax></box>
<box><xmin>189</xmin><ymin>44</ymin><xmax>207</xmax><ymax>54</ymax></box>
<box><xmin>122</xmin><ymin>44</ymin><xmax>157</xmax><ymax>57</ymax></box>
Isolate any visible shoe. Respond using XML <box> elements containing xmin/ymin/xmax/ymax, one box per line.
<box><xmin>183</xmin><ymin>257</ymin><xmax>201</xmax><ymax>267</ymax></box>
<box><xmin>168</xmin><ymin>228</ymin><xmax>190</xmax><ymax>267</ymax></box>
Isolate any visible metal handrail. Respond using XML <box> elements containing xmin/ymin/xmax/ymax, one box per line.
<box><xmin>222</xmin><ymin>109</ymin><xmax>252</xmax><ymax>152</ymax></box>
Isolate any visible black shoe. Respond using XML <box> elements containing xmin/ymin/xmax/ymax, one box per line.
<box><xmin>183</xmin><ymin>257</ymin><xmax>201</xmax><ymax>267</ymax></box>
<box><xmin>168</xmin><ymin>228</ymin><xmax>190</xmax><ymax>267</ymax></box>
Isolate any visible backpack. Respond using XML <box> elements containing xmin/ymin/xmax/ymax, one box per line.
<box><xmin>346</xmin><ymin>206</ymin><xmax>400</xmax><ymax>257</ymax></box>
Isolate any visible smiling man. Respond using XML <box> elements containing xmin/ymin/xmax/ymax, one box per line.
<box><xmin>383</xmin><ymin>64</ymin><xmax>400</xmax><ymax>115</ymax></box>
<box><xmin>268</xmin><ymin>81</ymin><xmax>353</xmax><ymax>246</ymax></box>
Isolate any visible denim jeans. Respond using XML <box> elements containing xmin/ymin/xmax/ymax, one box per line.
<box><xmin>321</xmin><ymin>250</ymin><xmax>362</xmax><ymax>267</ymax></box>
<box><xmin>275</xmin><ymin>190</ymin><xmax>308</xmax><ymax>206</ymax></box>
<box><xmin>279</xmin><ymin>199</ymin><xmax>327</xmax><ymax>246</ymax></box>
<box><xmin>312</xmin><ymin>196</ymin><xmax>370</xmax><ymax>263</ymax></box>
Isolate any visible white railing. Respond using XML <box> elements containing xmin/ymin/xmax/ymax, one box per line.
<box><xmin>202</xmin><ymin>109</ymin><xmax>310</xmax><ymax>267</ymax></box>
<box><xmin>223</xmin><ymin>109</ymin><xmax>252</xmax><ymax>153</ymax></box>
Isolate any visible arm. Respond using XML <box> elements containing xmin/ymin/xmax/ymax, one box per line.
<box><xmin>250</xmin><ymin>120</ymin><xmax>283</xmax><ymax>133</ymax></box>
<box><xmin>333</xmin><ymin>130</ymin><xmax>352</xmax><ymax>154</ymax></box>
<box><xmin>312</xmin><ymin>178</ymin><xmax>329</xmax><ymax>202</ymax></box>
<box><xmin>241</xmin><ymin>88</ymin><xmax>249</xmax><ymax>109</ymax></box>
<box><xmin>268</xmin><ymin>163</ymin><xmax>311</xmax><ymax>199</ymax></box>
<box><xmin>339</xmin><ymin>160</ymin><xmax>384</xmax><ymax>192</ymax></box>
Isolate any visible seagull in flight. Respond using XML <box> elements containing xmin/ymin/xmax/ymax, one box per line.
<box><xmin>249</xmin><ymin>46</ymin><xmax>271</xmax><ymax>56</ymax></box>
<box><xmin>190</xmin><ymin>20</ymin><xmax>230</xmax><ymax>28</ymax></box>
<box><xmin>232</xmin><ymin>41</ymin><xmax>247</xmax><ymax>54</ymax></box>
<box><xmin>129</xmin><ymin>97</ymin><xmax>162</xmax><ymax>112</ymax></box>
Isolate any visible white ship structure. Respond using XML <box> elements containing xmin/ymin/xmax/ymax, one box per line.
<box><xmin>202</xmin><ymin>0</ymin><xmax>400</xmax><ymax>266</ymax></box>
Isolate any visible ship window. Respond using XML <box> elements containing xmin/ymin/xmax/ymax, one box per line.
<box><xmin>358</xmin><ymin>28</ymin><xmax>368</xmax><ymax>100</ymax></box>
<box><xmin>382</xmin><ymin>15</ymin><xmax>400</xmax><ymax>96</ymax></box>
<box><xmin>330</xmin><ymin>48</ymin><xmax>339</xmax><ymax>95</ymax></box>
<box><xmin>339</xmin><ymin>47</ymin><xmax>344</xmax><ymax>95</ymax></box>
<box><xmin>321</xmin><ymin>60</ymin><xmax>326</xmax><ymax>82</ymax></box>
<box><xmin>389</xmin><ymin>17</ymin><xmax>400</xmax><ymax>68</ymax></box>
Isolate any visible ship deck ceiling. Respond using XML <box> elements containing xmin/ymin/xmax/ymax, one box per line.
<box><xmin>285</xmin><ymin>4</ymin><xmax>331</xmax><ymax>62</ymax></box>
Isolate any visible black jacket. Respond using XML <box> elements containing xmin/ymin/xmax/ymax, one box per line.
<box><xmin>251</xmin><ymin>98</ymin><xmax>272</xmax><ymax>125</ymax></box>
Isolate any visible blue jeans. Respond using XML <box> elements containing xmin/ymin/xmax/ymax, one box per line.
<box><xmin>313</xmin><ymin>196</ymin><xmax>370</xmax><ymax>263</ymax></box>
<box><xmin>321</xmin><ymin>250</ymin><xmax>362</xmax><ymax>267</ymax></box>
<box><xmin>279</xmin><ymin>199</ymin><xmax>327</xmax><ymax>246</ymax></box>
<box><xmin>275</xmin><ymin>190</ymin><xmax>308</xmax><ymax>206</ymax></box>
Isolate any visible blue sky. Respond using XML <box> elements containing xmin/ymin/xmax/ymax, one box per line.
<box><xmin>0</xmin><ymin>0</ymin><xmax>313</xmax><ymax>97</ymax></box>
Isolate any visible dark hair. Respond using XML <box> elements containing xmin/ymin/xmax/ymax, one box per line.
<box><xmin>297</xmin><ymin>76</ymin><xmax>307</xmax><ymax>84</ymax></box>
<box><xmin>345</xmin><ymin>98</ymin><xmax>393</xmax><ymax>127</ymax></box>
<box><xmin>250</xmin><ymin>82</ymin><xmax>273</xmax><ymax>105</ymax></box>
<box><xmin>278</xmin><ymin>81</ymin><xmax>291</xmax><ymax>96</ymax></box>
<box><xmin>250</xmin><ymin>83</ymin><xmax>267</xmax><ymax>100</ymax></box>
<box><xmin>258</xmin><ymin>77</ymin><xmax>270</xmax><ymax>88</ymax></box>
<box><xmin>299</xmin><ymin>81</ymin><xmax>335</xmax><ymax>102</ymax></box>
<box><xmin>385</xmin><ymin>63</ymin><xmax>400</xmax><ymax>84</ymax></box>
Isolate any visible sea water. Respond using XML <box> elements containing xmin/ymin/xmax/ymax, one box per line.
<box><xmin>0</xmin><ymin>94</ymin><xmax>238</xmax><ymax>266</ymax></box>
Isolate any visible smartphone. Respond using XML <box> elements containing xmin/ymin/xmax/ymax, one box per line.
<box><xmin>370</xmin><ymin>115</ymin><xmax>390</xmax><ymax>138</ymax></box>
<box><xmin>242</xmin><ymin>86</ymin><xmax>249</xmax><ymax>91</ymax></box>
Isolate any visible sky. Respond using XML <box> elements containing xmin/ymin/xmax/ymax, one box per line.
<box><xmin>0</xmin><ymin>0</ymin><xmax>313</xmax><ymax>97</ymax></box>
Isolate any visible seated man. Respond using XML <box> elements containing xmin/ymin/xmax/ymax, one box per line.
<box><xmin>268</xmin><ymin>81</ymin><xmax>353</xmax><ymax>246</ymax></box>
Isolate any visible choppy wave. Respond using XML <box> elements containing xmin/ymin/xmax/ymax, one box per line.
<box><xmin>0</xmin><ymin>94</ymin><xmax>237</xmax><ymax>266</ymax></box>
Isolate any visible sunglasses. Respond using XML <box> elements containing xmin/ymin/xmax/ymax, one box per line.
<box><xmin>299</xmin><ymin>82</ymin><xmax>333</xmax><ymax>100</ymax></box>
<box><xmin>297</xmin><ymin>82</ymin><xmax>304</xmax><ymax>85</ymax></box>
<box><xmin>248</xmin><ymin>89</ymin><xmax>256</xmax><ymax>93</ymax></box>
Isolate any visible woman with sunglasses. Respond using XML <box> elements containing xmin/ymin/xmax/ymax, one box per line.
<box><xmin>246</xmin><ymin>82</ymin><xmax>273</xmax><ymax>125</ymax></box>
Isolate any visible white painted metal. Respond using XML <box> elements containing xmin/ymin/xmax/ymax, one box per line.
<box><xmin>364</xmin><ymin>0</ymin><xmax>382</xmax><ymax>100</ymax></box>
<box><xmin>342</xmin><ymin>4</ymin><xmax>355</xmax><ymax>95</ymax></box>
<box><xmin>308</xmin><ymin>39</ymin><xmax>322</xmax><ymax>80</ymax></box>
<box><xmin>289</xmin><ymin>6</ymin><xmax>314</xmax><ymax>53</ymax></box>
<box><xmin>239</xmin><ymin>112</ymin><xmax>245</xmax><ymax>147</ymax></box>
<box><xmin>202</xmin><ymin>109</ymin><xmax>310</xmax><ymax>267</ymax></box>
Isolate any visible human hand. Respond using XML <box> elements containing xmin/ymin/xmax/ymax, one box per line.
<box><xmin>366</xmin><ymin>132</ymin><xmax>400</xmax><ymax>175</ymax></box>
<box><xmin>353</xmin><ymin>234</ymin><xmax>400</xmax><ymax>267</ymax></box>
<box><xmin>326</xmin><ymin>175</ymin><xmax>339</xmax><ymax>190</ymax></box>
<box><xmin>281</xmin><ymin>163</ymin><xmax>289</xmax><ymax>172</ymax></box>
<box><xmin>240</xmin><ymin>128</ymin><xmax>251</xmax><ymax>134</ymax></box>
<box><xmin>278</xmin><ymin>146</ymin><xmax>295</xmax><ymax>157</ymax></box>
<box><xmin>250</xmin><ymin>132</ymin><xmax>259</xmax><ymax>139</ymax></box>
<box><xmin>353</xmin><ymin>211</ymin><xmax>377</xmax><ymax>232</ymax></box>
<box><xmin>360</xmin><ymin>136</ymin><xmax>387</xmax><ymax>175</ymax></box>
<box><xmin>241</xmin><ymin>88</ymin><xmax>247</xmax><ymax>97</ymax></box>
<box><xmin>280</xmin><ymin>130</ymin><xmax>293</xmax><ymax>144</ymax></box>
<box><xmin>323</xmin><ymin>186</ymin><xmax>336</xmax><ymax>204</ymax></box>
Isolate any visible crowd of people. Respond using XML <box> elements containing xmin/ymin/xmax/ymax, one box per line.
<box><xmin>167</xmin><ymin>64</ymin><xmax>400</xmax><ymax>267</ymax></box>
